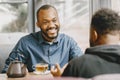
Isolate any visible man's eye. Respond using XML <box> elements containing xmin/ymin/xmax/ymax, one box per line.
<box><xmin>43</xmin><ymin>22</ymin><xmax>48</xmax><ymax>24</ymax></box>
<box><xmin>53</xmin><ymin>20</ymin><xmax>56</xmax><ymax>22</ymax></box>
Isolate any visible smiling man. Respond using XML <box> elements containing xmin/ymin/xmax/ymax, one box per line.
<box><xmin>2</xmin><ymin>4</ymin><xmax>83</xmax><ymax>73</ymax></box>
<box><xmin>36</xmin><ymin>5</ymin><xmax>60</xmax><ymax>42</ymax></box>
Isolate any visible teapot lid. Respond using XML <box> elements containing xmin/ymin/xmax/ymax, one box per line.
<box><xmin>12</xmin><ymin>60</ymin><xmax>22</xmax><ymax>63</ymax></box>
<box><xmin>12</xmin><ymin>58</ymin><xmax>22</xmax><ymax>63</ymax></box>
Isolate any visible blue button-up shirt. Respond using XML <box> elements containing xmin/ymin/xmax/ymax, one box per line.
<box><xmin>2</xmin><ymin>31</ymin><xmax>83</xmax><ymax>73</ymax></box>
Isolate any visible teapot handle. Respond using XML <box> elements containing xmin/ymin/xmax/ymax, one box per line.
<box><xmin>22</xmin><ymin>64</ymin><xmax>27</xmax><ymax>74</ymax></box>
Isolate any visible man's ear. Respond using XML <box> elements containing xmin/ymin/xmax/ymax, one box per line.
<box><xmin>36</xmin><ymin>22</ymin><xmax>40</xmax><ymax>28</ymax></box>
<box><xmin>90</xmin><ymin>28</ymin><xmax>98</xmax><ymax>42</ymax></box>
<box><xmin>92</xmin><ymin>29</ymin><xmax>98</xmax><ymax>42</ymax></box>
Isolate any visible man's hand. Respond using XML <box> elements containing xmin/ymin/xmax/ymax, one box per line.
<box><xmin>50</xmin><ymin>63</ymin><xmax>68</xmax><ymax>77</ymax></box>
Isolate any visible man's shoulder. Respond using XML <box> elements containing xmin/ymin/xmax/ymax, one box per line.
<box><xmin>19</xmin><ymin>31</ymin><xmax>40</xmax><ymax>41</ymax></box>
<box><xmin>71</xmin><ymin>54</ymin><xmax>95</xmax><ymax>63</ymax></box>
<box><xmin>59</xmin><ymin>33</ymin><xmax>73</xmax><ymax>40</ymax></box>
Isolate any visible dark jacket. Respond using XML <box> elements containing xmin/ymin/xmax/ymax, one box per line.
<box><xmin>62</xmin><ymin>45</ymin><xmax>120</xmax><ymax>78</ymax></box>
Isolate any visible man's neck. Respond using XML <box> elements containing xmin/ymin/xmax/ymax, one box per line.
<box><xmin>96</xmin><ymin>34</ymin><xmax>120</xmax><ymax>45</ymax></box>
<box><xmin>42</xmin><ymin>34</ymin><xmax>56</xmax><ymax>42</ymax></box>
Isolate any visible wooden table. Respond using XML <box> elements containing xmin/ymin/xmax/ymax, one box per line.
<box><xmin>0</xmin><ymin>72</ymin><xmax>53</xmax><ymax>80</ymax></box>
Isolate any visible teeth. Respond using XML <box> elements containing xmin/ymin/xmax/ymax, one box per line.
<box><xmin>48</xmin><ymin>29</ymin><xmax>57</xmax><ymax>33</ymax></box>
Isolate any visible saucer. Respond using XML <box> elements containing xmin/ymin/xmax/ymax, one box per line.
<box><xmin>33</xmin><ymin>70</ymin><xmax>50</xmax><ymax>75</ymax></box>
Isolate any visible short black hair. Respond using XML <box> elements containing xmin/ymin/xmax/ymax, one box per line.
<box><xmin>91</xmin><ymin>8</ymin><xmax>120</xmax><ymax>35</ymax></box>
<box><xmin>37</xmin><ymin>4</ymin><xmax>57</xmax><ymax>21</ymax></box>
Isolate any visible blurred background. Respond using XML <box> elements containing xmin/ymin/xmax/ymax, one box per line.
<box><xmin>0</xmin><ymin>0</ymin><xmax>120</xmax><ymax>52</ymax></box>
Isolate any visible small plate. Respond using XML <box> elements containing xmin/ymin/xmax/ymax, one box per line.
<box><xmin>33</xmin><ymin>70</ymin><xmax>50</xmax><ymax>75</ymax></box>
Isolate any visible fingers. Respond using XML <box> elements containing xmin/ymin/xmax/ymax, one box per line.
<box><xmin>62</xmin><ymin>63</ymin><xmax>68</xmax><ymax>71</ymax></box>
<box><xmin>51</xmin><ymin>65</ymin><xmax>56</xmax><ymax>73</ymax></box>
<box><xmin>55</xmin><ymin>63</ymin><xmax>61</xmax><ymax>71</ymax></box>
<box><xmin>50</xmin><ymin>63</ymin><xmax>62</xmax><ymax>77</ymax></box>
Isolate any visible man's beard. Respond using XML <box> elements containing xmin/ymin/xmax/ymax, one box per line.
<box><xmin>41</xmin><ymin>28</ymin><xmax>59</xmax><ymax>40</ymax></box>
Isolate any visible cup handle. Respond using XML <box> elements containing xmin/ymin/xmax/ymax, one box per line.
<box><xmin>32</xmin><ymin>65</ymin><xmax>35</xmax><ymax>71</ymax></box>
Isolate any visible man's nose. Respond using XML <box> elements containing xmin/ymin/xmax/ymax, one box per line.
<box><xmin>49</xmin><ymin>22</ymin><xmax>55</xmax><ymax>27</ymax></box>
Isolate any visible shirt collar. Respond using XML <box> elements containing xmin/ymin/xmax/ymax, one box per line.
<box><xmin>38</xmin><ymin>31</ymin><xmax>60</xmax><ymax>44</ymax></box>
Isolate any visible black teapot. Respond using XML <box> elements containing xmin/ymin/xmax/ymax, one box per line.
<box><xmin>7</xmin><ymin>59</ymin><xmax>27</xmax><ymax>78</ymax></box>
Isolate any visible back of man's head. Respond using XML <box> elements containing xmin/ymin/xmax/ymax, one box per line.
<box><xmin>90</xmin><ymin>8</ymin><xmax>120</xmax><ymax>47</ymax></box>
<box><xmin>91</xmin><ymin>8</ymin><xmax>120</xmax><ymax>35</ymax></box>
